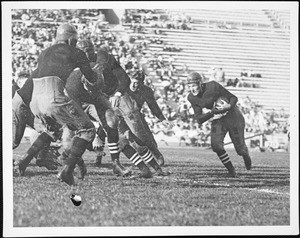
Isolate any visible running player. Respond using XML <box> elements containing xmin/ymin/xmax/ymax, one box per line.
<box><xmin>186</xmin><ymin>71</ymin><xmax>252</xmax><ymax>177</ymax></box>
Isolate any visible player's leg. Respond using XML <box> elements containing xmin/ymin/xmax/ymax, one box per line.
<box><xmin>60</xmin><ymin>126</ymin><xmax>87</xmax><ymax>179</ymax></box>
<box><xmin>118</xmin><ymin>121</ymin><xmax>152</xmax><ymax>178</ymax></box>
<box><xmin>90</xmin><ymin>127</ymin><xmax>106</xmax><ymax>167</ymax></box>
<box><xmin>83</xmin><ymin>104</ymin><xmax>106</xmax><ymax>167</ymax></box>
<box><xmin>117</xmin><ymin>94</ymin><xmax>159</xmax><ymax>162</ymax></box>
<box><xmin>55</xmin><ymin>99</ymin><xmax>96</xmax><ymax>185</ymax></box>
<box><xmin>211</xmin><ymin>120</ymin><xmax>236</xmax><ymax>177</ymax></box>
<box><xmin>17</xmin><ymin>130</ymin><xmax>53</xmax><ymax>176</ymax></box>
<box><xmin>103</xmin><ymin>108</ymin><xmax>131</xmax><ymax>176</ymax></box>
<box><xmin>140</xmin><ymin>114</ymin><xmax>165</xmax><ymax>166</ymax></box>
<box><xmin>130</xmin><ymin>137</ymin><xmax>167</xmax><ymax>176</ymax></box>
<box><xmin>12</xmin><ymin>92</ymin><xmax>35</xmax><ymax>149</ymax></box>
<box><xmin>227</xmin><ymin>108</ymin><xmax>252</xmax><ymax>170</ymax></box>
<box><xmin>15</xmin><ymin>88</ymin><xmax>58</xmax><ymax>176</ymax></box>
<box><xmin>29</xmin><ymin>130</ymin><xmax>61</xmax><ymax>170</ymax></box>
<box><xmin>121</xmin><ymin>120</ymin><xmax>166</xmax><ymax>176</ymax></box>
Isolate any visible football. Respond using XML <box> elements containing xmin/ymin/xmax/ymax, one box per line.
<box><xmin>214</xmin><ymin>96</ymin><xmax>229</xmax><ymax>110</ymax></box>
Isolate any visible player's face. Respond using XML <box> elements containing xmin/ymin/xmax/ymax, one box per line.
<box><xmin>130</xmin><ymin>78</ymin><xmax>141</xmax><ymax>92</ymax></box>
<box><xmin>188</xmin><ymin>82</ymin><xmax>201</xmax><ymax>96</ymax></box>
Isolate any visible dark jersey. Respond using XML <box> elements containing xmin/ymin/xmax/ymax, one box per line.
<box><xmin>17</xmin><ymin>43</ymin><xmax>97</xmax><ymax>106</ymax></box>
<box><xmin>35</xmin><ymin>43</ymin><xmax>96</xmax><ymax>84</ymax></box>
<box><xmin>187</xmin><ymin>81</ymin><xmax>238</xmax><ymax>124</ymax></box>
<box><xmin>98</xmin><ymin>51</ymin><xmax>130</xmax><ymax>96</ymax></box>
<box><xmin>128</xmin><ymin>84</ymin><xmax>165</xmax><ymax>121</ymax></box>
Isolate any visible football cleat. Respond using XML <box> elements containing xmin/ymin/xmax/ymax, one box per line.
<box><xmin>243</xmin><ymin>154</ymin><xmax>252</xmax><ymax>170</ymax></box>
<box><xmin>227</xmin><ymin>167</ymin><xmax>237</xmax><ymax>178</ymax></box>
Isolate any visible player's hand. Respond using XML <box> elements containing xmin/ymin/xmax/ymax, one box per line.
<box><xmin>212</xmin><ymin>113</ymin><xmax>225</xmax><ymax>120</ymax></box>
<box><xmin>161</xmin><ymin>120</ymin><xmax>174</xmax><ymax>129</ymax></box>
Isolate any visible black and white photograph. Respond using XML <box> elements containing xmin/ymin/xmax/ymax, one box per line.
<box><xmin>2</xmin><ymin>1</ymin><xmax>299</xmax><ymax>237</ymax></box>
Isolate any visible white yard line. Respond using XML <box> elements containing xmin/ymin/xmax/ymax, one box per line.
<box><xmin>161</xmin><ymin>176</ymin><xmax>289</xmax><ymax>196</ymax></box>
<box><xmin>242</xmin><ymin>188</ymin><xmax>290</xmax><ymax>197</ymax></box>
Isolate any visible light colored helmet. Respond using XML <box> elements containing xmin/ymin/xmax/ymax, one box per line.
<box><xmin>56</xmin><ymin>23</ymin><xmax>78</xmax><ymax>43</ymax></box>
<box><xmin>187</xmin><ymin>71</ymin><xmax>203</xmax><ymax>84</ymax></box>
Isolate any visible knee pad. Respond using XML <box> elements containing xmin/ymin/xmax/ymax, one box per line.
<box><xmin>119</xmin><ymin>136</ymin><xmax>130</xmax><ymax>151</ymax></box>
<box><xmin>105</xmin><ymin>109</ymin><xmax>118</xmax><ymax>129</ymax></box>
<box><xmin>30</xmin><ymin>130</ymin><xmax>41</xmax><ymax>145</ymax></box>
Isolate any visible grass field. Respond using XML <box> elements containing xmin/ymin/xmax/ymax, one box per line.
<box><xmin>12</xmin><ymin>142</ymin><xmax>290</xmax><ymax>229</ymax></box>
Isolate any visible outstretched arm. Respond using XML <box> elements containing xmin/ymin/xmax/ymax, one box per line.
<box><xmin>145</xmin><ymin>88</ymin><xmax>174</xmax><ymax>128</ymax></box>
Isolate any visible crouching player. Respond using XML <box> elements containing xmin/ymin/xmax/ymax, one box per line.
<box><xmin>186</xmin><ymin>71</ymin><xmax>252</xmax><ymax>177</ymax></box>
<box><xmin>127</xmin><ymin>70</ymin><xmax>174</xmax><ymax>166</ymax></box>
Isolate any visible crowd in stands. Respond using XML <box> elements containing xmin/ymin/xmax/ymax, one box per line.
<box><xmin>11</xmin><ymin>9</ymin><xmax>289</xmax><ymax>151</ymax></box>
<box><xmin>206</xmin><ymin>67</ymin><xmax>261</xmax><ymax>88</ymax></box>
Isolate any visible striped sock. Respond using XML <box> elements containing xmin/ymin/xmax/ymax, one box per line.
<box><xmin>122</xmin><ymin>144</ymin><xmax>143</xmax><ymax>166</ymax></box>
<box><xmin>129</xmin><ymin>152</ymin><xmax>143</xmax><ymax>166</ymax></box>
<box><xmin>107</xmin><ymin>142</ymin><xmax>120</xmax><ymax>160</ymax></box>
<box><xmin>218</xmin><ymin>152</ymin><xmax>235</xmax><ymax>171</ymax></box>
<box><xmin>140</xmin><ymin>149</ymin><xmax>161</xmax><ymax>171</ymax></box>
<box><xmin>219</xmin><ymin>152</ymin><xmax>230</xmax><ymax>165</ymax></box>
<box><xmin>141</xmin><ymin>149</ymin><xmax>154</xmax><ymax>164</ymax></box>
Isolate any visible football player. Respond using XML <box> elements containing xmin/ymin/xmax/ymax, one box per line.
<box><xmin>66</xmin><ymin>42</ymin><xmax>154</xmax><ymax>178</ymax></box>
<box><xmin>127</xmin><ymin>70</ymin><xmax>174</xmax><ymax>166</ymax></box>
<box><xmin>93</xmin><ymin>48</ymin><xmax>167</xmax><ymax>176</ymax></box>
<box><xmin>186</xmin><ymin>71</ymin><xmax>252</xmax><ymax>177</ymax></box>
<box><xmin>15</xmin><ymin>23</ymin><xmax>100</xmax><ymax>186</ymax></box>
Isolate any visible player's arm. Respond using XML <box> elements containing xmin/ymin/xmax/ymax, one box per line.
<box><xmin>144</xmin><ymin>87</ymin><xmax>174</xmax><ymax>128</ymax></box>
<box><xmin>193</xmin><ymin>104</ymin><xmax>214</xmax><ymax>124</ymax></box>
<box><xmin>145</xmin><ymin>87</ymin><xmax>166</xmax><ymax>121</ymax></box>
<box><xmin>188</xmin><ymin>95</ymin><xmax>214</xmax><ymax>124</ymax></box>
<box><xmin>76</xmin><ymin>49</ymin><xmax>98</xmax><ymax>85</ymax></box>
<box><xmin>111</xmin><ymin>55</ymin><xmax>130</xmax><ymax>95</ymax></box>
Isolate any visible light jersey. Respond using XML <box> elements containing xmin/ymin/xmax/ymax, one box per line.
<box><xmin>187</xmin><ymin>81</ymin><xmax>238</xmax><ymax>124</ymax></box>
<box><xmin>128</xmin><ymin>84</ymin><xmax>165</xmax><ymax>121</ymax></box>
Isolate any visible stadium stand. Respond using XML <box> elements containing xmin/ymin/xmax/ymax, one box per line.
<box><xmin>11</xmin><ymin>9</ymin><xmax>290</xmax><ymax>151</ymax></box>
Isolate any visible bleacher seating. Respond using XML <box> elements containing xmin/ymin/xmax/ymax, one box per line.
<box><xmin>124</xmin><ymin>9</ymin><xmax>290</xmax><ymax>113</ymax></box>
